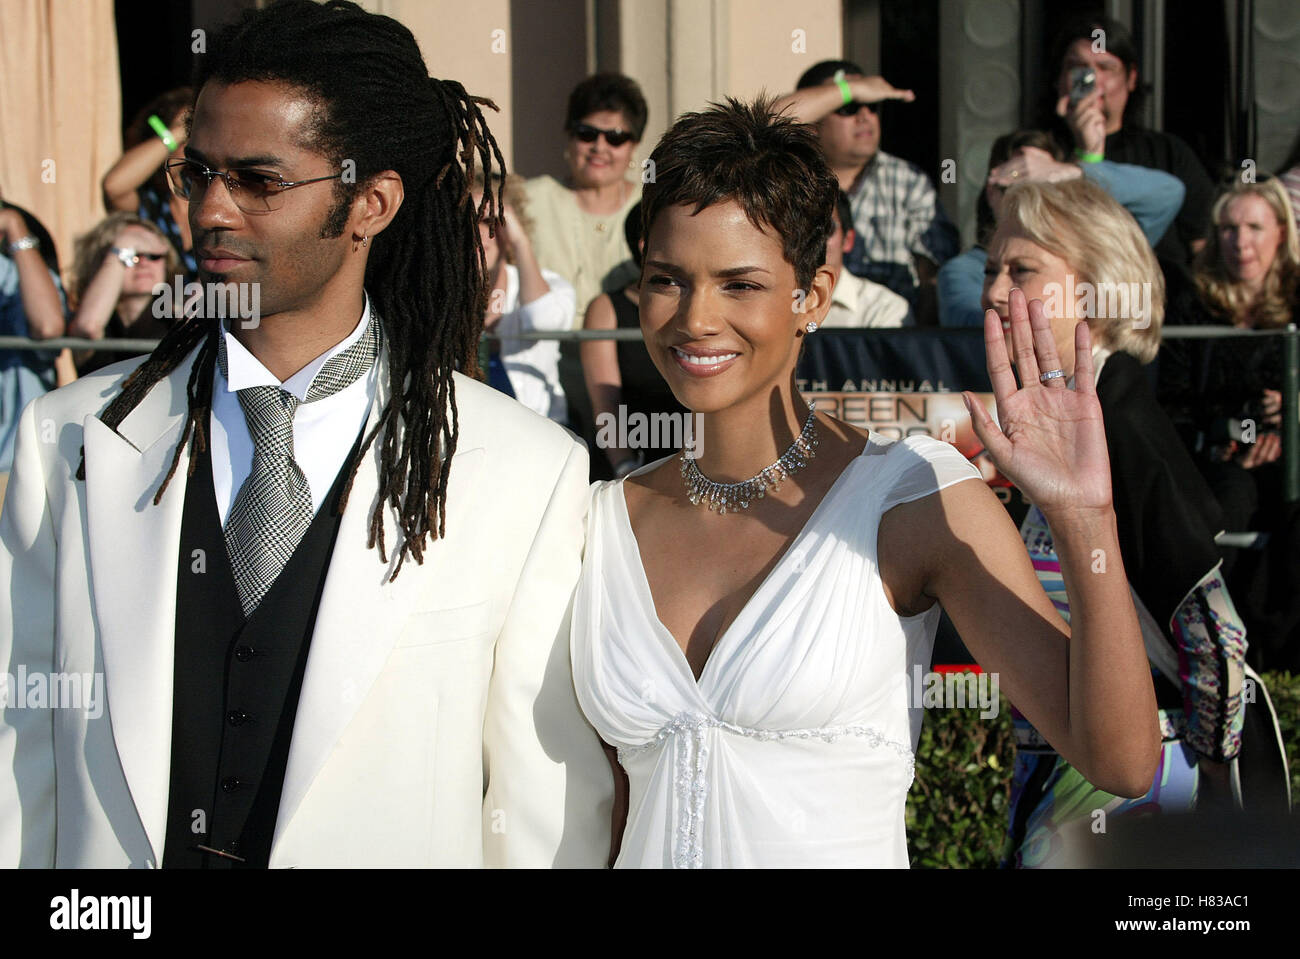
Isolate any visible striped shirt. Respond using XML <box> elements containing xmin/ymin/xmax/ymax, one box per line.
<box><xmin>842</xmin><ymin>151</ymin><xmax>959</xmax><ymax>303</ymax></box>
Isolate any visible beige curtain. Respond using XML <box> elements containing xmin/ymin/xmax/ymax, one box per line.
<box><xmin>0</xmin><ymin>0</ymin><xmax>121</xmax><ymax>284</ymax></box>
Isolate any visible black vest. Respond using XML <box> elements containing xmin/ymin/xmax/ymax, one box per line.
<box><xmin>161</xmin><ymin>435</ymin><xmax>358</xmax><ymax>868</ymax></box>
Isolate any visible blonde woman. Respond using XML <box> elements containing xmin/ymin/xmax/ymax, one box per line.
<box><xmin>984</xmin><ymin>178</ymin><xmax>1258</xmax><ymax>866</ymax></box>
<box><xmin>1160</xmin><ymin>178</ymin><xmax>1300</xmax><ymax>672</ymax></box>
<box><xmin>68</xmin><ymin>212</ymin><xmax>181</xmax><ymax>375</ymax></box>
<box><xmin>1177</xmin><ymin>178</ymin><xmax>1298</xmax><ymax>470</ymax></box>
<box><xmin>1195</xmin><ymin>177</ymin><xmax>1300</xmax><ymax>331</ymax></box>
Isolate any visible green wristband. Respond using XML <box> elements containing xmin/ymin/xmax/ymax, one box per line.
<box><xmin>833</xmin><ymin>69</ymin><xmax>853</xmax><ymax>106</ymax></box>
<box><xmin>147</xmin><ymin>114</ymin><xmax>177</xmax><ymax>151</ymax></box>
<box><xmin>1074</xmin><ymin>148</ymin><xmax>1104</xmax><ymax>164</ymax></box>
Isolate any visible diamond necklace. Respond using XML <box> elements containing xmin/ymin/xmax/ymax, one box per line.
<box><xmin>680</xmin><ymin>403</ymin><xmax>819</xmax><ymax>513</ymax></box>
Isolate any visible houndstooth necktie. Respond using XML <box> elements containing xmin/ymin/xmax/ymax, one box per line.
<box><xmin>217</xmin><ymin>313</ymin><xmax>382</xmax><ymax>615</ymax></box>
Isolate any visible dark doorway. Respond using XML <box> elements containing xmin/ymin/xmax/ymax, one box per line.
<box><xmin>115</xmin><ymin>0</ymin><xmax>195</xmax><ymax>136</ymax></box>
<box><xmin>878</xmin><ymin>0</ymin><xmax>941</xmax><ymax>175</ymax></box>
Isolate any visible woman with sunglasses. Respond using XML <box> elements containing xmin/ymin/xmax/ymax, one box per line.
<box><xmin>67</xmin><ymin>212</ymin><xmax>181</xmax><ymax>375</ymax></box>
<box><xmin>571</xmin><ymin>98</ymin><xmax>1160</xmax><ymax>868</ymax></box>
<box><xmin>523</xmin><ymin>73</ymin><xmax>647</xmax><ymax>325</ymax></box>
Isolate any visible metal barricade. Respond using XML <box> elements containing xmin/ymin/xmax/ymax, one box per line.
<box><xmin>4</xmin><ymin>323</ymin><xmax>1297</xmax><ymax>500</ymax></box>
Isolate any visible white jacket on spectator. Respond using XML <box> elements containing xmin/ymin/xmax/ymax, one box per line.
<box><xmin>492</xmin><ymin>264</ymin><xmax>574</xmax><ymax>423</ymax></box>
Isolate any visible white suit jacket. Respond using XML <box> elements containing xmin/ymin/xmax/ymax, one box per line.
<box><xmin>0</xmin><ymin>344</ymin><xmax>613</xmax><ymax>867</ymax></box>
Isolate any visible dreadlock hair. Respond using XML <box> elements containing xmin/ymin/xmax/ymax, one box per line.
<box><xmin>82</xmin><ymin>0</ymin><xmax>505</xmax><ymax>580</ymax></box>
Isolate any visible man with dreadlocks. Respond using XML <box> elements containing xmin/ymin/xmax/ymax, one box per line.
<box><xmin>0</xmin><ymin>0</ymin><xmax>612</xmax><ymax>868</ymax></box>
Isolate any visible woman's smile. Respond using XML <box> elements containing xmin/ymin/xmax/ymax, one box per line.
<box><xmin>669</xmin><ymin>345</ymin><xmax>740</xmax><ymax>376</ymax></box>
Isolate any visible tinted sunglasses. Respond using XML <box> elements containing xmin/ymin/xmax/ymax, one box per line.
<box><xmin>571</xmin><ymin>123</ymin><xmax>636</xmax><ymax>147</ymax></box>
<box><xmin>131</xmin><ymin>252</ymin><xmax>167</xmax><ymax>261</ymax></box>
<box><xmin>166</xmin><ymin>158</ymin><xmax>343</xmax><ymax>214</ymax></box>
<box><xmin>834</xmin><ymin>101</ymin><xmax>878</xmax><ymax>117</ymax></box>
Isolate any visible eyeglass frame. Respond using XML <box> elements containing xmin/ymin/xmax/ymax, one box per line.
<box><xmin>165</xmin><ymin>157</ymin><xmax>346</xmax><ymax>213</ymax></box>
<box><xmin>568</xmin><ymin>123</ymin><xmax>637</xmax><ymax>148</ymax></box>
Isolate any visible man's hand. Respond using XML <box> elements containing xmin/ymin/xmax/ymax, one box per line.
<box><xmin>1057</xmin><ymin>91</ymin><xmax>1106</xmax><ymax>157</ymax></box>
<box><xmin>845</xmin><ymin>74</ymin><xmax>915</xmax><ymax>105</ymax></box>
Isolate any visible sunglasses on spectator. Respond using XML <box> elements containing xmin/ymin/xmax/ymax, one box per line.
<box><xmin>571</xmin><ymin>123</ymin><xmax>636</xmax><ymax>147</ymax></box>
<box><xmin>834</xmin><ymin>101</ymin><xmax>879</xmax><ymax>117</ymax></box>
<box><xmin>166</xmin><ymin>158</ymin><xmax>344</xmax><ymax>214</ymax></box>
<box><xmin>111</xmin><ymin>247</ymin><xmax>167</xmax><ymax>266</ymax></box>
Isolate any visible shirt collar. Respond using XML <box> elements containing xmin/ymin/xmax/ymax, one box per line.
<box><xmin>830</xmin><ymin>269</ymin><xmax>863</xmax><ymax>309</ymax></box>
<box><xmin>849</xmin><ymin>151</ymin><xmax>883</xmax><ymax>192</ymax></box>
<box><xmin>220</xmin><ymin>292</ymin><xmax>371</xmax><ymax>401</ymax></box>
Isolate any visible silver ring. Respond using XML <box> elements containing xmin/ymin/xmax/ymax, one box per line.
<box><xmin>1039</xmin><ymin>369</ymin><xmax>1066</xmax><ymax>382</ymax></box>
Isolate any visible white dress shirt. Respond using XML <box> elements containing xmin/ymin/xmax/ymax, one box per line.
<box><xmin>210</xmin><ymin>296</ymin><xmax>378</xmax><ymax>525</ymax></box>
<box><xmin>824</xmin><ymin>269</ymin><xmax>913</xmax><ymax>328</ymax></box>
<box><xmin>491</xmin><ymin>264</ymin><xmax>574</xmax><ymax>422</ymax></box>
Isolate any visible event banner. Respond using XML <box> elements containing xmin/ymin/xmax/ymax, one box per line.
<box><xmin>796</xmin><ymin>328</ymin><xmax>1032</xmax><ymax>514</ymax></box>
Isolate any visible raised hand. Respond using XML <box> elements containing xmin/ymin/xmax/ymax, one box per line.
<box><xmin>987</xmin><ymin>146</ymin><xmax>1082</xmax><ymax>189</ymax></box>
<box><xmin>1057</xmin><ymin>90</ymin><xmax>1106</xmax><ymax>157</ymax></box>
<box><xmin>847</xmin><ymin>75</ymin><xmax>915</xmax><ymax>105</ymax></box>
<box><xmin>963</xmin><ymin>289</ymin><xmax>1113</xmax><ymax>515</ymax></box>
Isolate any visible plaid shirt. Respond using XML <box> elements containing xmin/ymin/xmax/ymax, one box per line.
<box><xmin>843</xmin><ymin>151</ymin><xmax>959</xmax><ymax>303</ymax></box>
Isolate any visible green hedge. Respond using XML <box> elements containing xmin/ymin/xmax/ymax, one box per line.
<box><xmin>904</xmin><ymin>670</ymin><xmax>1298</xmax><ymax>868</ymax></box>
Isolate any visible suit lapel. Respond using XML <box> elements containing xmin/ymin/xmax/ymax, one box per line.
<box><xmin>83</xmin><ymin>349</ymin><xmax>200</xmax><ymax>865</ymax></box>
<box><xmin>272</xmin><ymin>359</ymin><xmax>484</xmax><ymax>856</ymax></box>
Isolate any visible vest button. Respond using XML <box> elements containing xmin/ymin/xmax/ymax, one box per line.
<box><xmin>235</xmin><ymin>645</ymin><xmax>255</xmax><ymax>662</ymax></box>
<box><xmin>221</xmin><ymin>777</ymin><xmax>242</xmax><ymax>793</ymax></box>
<box><xmin>227</xmin><ymin>710</ymin><xmax>249</xmax><ymax>727</ymax></box>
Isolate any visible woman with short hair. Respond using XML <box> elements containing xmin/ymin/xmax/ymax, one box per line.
<box><xmin>570</xmin><ymin>98</ymin><xmax>1163</xmax><ymax>868</ymax></box>
<box><xmin>523</xmin><ymin>73</ymin><xmax>647</xmax><ymax>324</ymax></box>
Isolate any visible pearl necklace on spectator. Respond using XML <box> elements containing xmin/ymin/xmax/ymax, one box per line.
<box><xmin>680</xmin><ymin>403</ymin><xmax>819</xmax><ymax>513</ymax></box>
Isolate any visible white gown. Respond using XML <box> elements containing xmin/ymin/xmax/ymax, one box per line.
<box><xmin>571</xmin><ymin>432</ymin><xmax>983</xmax><ymax>868</ymax></box>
